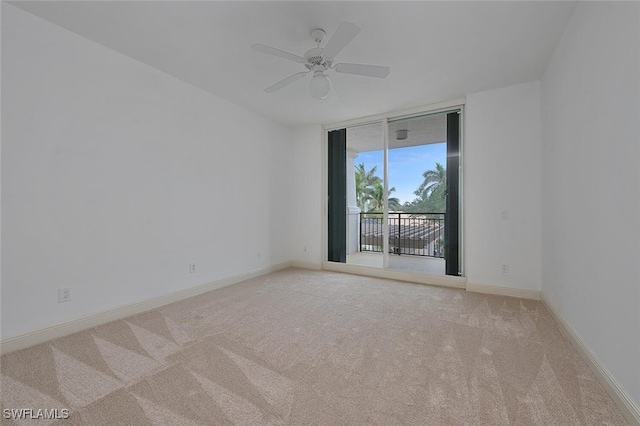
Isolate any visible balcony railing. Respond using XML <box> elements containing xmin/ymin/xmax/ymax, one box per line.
<box><xmin>359</xmin><ymin>212</ymin><xmax>445</xmax><ymax>258</ymax></box>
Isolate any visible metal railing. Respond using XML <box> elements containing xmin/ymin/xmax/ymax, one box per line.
<box><xmin>359</xmin><ymin>212</ymin><xmax>445</xmax><ymax>258</ymax></box>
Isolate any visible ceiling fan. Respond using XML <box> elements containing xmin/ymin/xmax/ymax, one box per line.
<box><xmin>252</xmin><ymin>21</ymin><xmax>390</xmax><ymax>100</ymax></box>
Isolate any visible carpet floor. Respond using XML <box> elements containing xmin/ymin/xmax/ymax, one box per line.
<box><xmin>0</xmin><ymin>268</ymin><xmax>627</xmax><ymax>425</ymax></box>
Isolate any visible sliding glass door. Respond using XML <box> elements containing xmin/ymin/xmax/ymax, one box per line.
<box><xmin>327</xmin><ymin>109</ymin><xmax>461</xmax><ymax>277</ymax></box>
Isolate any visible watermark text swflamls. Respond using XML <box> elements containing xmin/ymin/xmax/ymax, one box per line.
<box><xmin>3</xmin><ymin>408</ymin><xmax>70</xmax><ymax>420</ymax></box>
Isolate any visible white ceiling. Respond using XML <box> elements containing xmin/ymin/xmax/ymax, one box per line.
<box><xmin>9</xmin><ymin>1</ymin><xmax>577</xmax><ymax>128</ymax></box>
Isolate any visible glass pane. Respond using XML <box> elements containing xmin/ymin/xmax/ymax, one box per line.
<box><xmin>387</xmin><ymin>113</ymin><xmax>448</xmax><ymax>275</ymax></box>
<box><xmin>346</xmin><ymin>122</ymin><xmax>384</xmax><ymax>268</ymax></box>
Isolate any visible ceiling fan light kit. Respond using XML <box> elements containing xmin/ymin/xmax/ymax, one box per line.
<box><xmin>252</xmin><ymin>21</ymin><xmax>390</xmax><ymax>100</ymax></box>
<box><xmin>309</xmin><ymin>71</ymin><xmax>331</xmax><ymax>100</ymax></box>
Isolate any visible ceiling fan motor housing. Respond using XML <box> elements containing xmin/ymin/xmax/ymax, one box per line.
<box><xmin>304</xmin><ymin>47</ymin><xmax>331</xmax><ymax>68</ymax></box>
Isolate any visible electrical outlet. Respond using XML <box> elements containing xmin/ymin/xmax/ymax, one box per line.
<box><xmin>257</xmin><ymin>250</ymin><xmax>262</xmax><ymax>259</ymax></box>
<box><xmin>501</xmin><ymin>210</ymin><xmax>508</xmax><ymax>220</ymax></box>
<box><xmin>501</xmin><ymin>263</ymin><xmax>509</xmax><ymax>273</ymax></box>
<box><xmin>58</xmin><ymin>288</ymin><xmax>72</xmax><ymax>303</ymax></box>
<box><xmin>189</xmin><ymin>263</ymin><xmax>196</xmax><ymax>273</ymax></box>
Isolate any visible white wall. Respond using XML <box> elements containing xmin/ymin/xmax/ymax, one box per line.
<box><xmin>465</xmin><ymin>81</ymin><xmax>542</xmax><ymax>292</ymax></box>
<box><xmin>541</xmin><ymin>2</ymin><xmax>640</xmax><ymax>406</ymax></box>
<box><xmin>290</xmin><ymin>125</ymin><xmax>323</xmax><ymax>266</ymax></box>
<box><xmin>1</xmin><ymin>4</ymin><xmax>293</xmax><ymax>339</ymax></box>
<box><xmin>289</xmin><ymin>82</ymin><xmax>544</xmax><ymax>294</ymax></box>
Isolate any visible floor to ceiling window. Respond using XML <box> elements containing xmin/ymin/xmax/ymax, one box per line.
<box><xmin>327</xmin><ymin>108</ymin><xmax>462</xmax><ymax>277</ymax></box>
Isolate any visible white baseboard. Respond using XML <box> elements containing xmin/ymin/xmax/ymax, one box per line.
<box><xmin>466</xmin><ymin>282</ymin><xmax>540</xmax><ymax>300</ymax></box>
<box><xmin>541</xmin><ymin>294</ymin><xmax>640</xmax><ymax>425</ymax></box>
<box><xmin>321</xmin><ymin>261</ymin><xmax>467</xmax><ymax>289</ymax></box>
<box><xmin>0</xmin><ymin>262</ymin><xmax>292</xmax><ymax>355</ymax></box>
<box><xmin>290</xmin><ymin>260</ymin><xmax>322</xmax><ymax>270</ymax></box>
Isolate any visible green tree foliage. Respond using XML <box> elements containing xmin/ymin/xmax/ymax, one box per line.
<box><xmin>355</xmin><ymin>163</ymin><xmax>400</xmax><ymax>212</ymax></box>
<box><xmin>367</xmin><ymin>183</ymin><xmax>401</xmax><ymax>212</ymax></box>
<box><xmin>356</xmin><ymin>161</ymin><xmax>446</xmax><ymax>214</ymax></box>
<box><xmin>403</xmin><ymin>162</ymin><xmax>447</xmax><ymax>213</ymax></box>
<box><xmin>416</xmin><ymin>162</ymin><xmax>446</xmax><ymax>199</ymax></box>
<box><xmin>355</xmin><ymin>163</ymin><xmax>381</xmax><ymax>211</ymax></box>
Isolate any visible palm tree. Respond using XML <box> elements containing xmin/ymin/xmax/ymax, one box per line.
<box><xmin>355</xmin><ymin>163</ymin><xmax>382</xmax><ymax>211</ymax></box>
<box><xmin>415</xmin><ymin>162</ymin><xmax>446</xmax><ymax>199</ymax></box>
<box><xmin>367</xmin><ymin>183</ymin><xmax>401</xmax><ymax>212</ymax></box>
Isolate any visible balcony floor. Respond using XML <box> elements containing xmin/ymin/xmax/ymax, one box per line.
<box><xmin>347</xmin><ymin>252</ymin><xmax>445</xmax><ymax>275</ymax></box>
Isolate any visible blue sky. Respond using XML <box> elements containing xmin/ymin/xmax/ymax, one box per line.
<box><xmin>355</xmin><ymin>142</ymin><xmax>446</xmax><ymax>205</ymax></box>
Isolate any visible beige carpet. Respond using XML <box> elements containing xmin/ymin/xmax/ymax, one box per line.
<box><xmin>0</xmin><ymin>268</ymin><xmax>627</xmax><ymax>425</ymax></box>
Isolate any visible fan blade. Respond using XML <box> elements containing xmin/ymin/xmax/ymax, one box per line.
<box><xmin>323</xmin><ymin>21</ymin><xmax>361</xmax><ymax>59</ymax></box>
<box><xmin>264</xmin><ymin>72</ymin><xmax>309</xmax><ymax>93</ymax></box>
<box><xmin>252</xmin><ymin>44</ymin><xmax>306</xmax><ymax>64</ymax></box>
<box><xmin>334</xmin><ymin>63</ymin><xmax>390</xmax><ymax>78</ymax></box>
